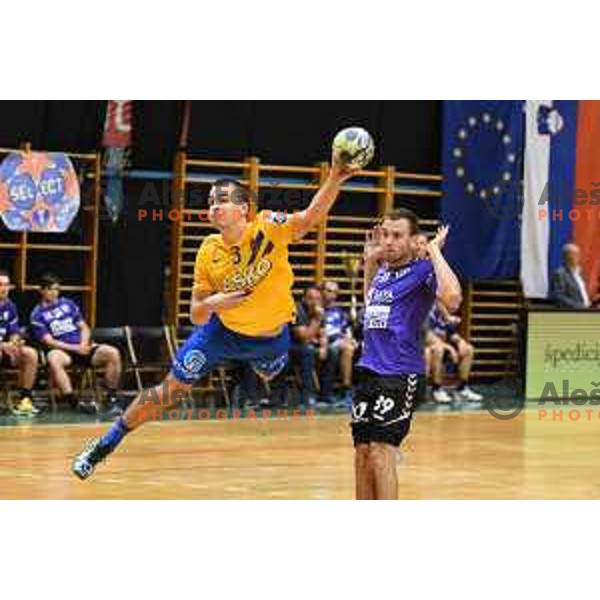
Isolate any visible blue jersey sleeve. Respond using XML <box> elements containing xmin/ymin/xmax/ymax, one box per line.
<box><xmin>6</xmin><ymin>301</ymin><xmax>20</xmax><ymax>337</ymax></box>
<box><xmin>66</xmin><ymin>298</ymin><xmax>83</xmax><ymax>325</ymax></box>
<box><xmin>417</xmin><ymin>260</ymin><xmax>437</xmax><ymax>292</ymax></box>
<box><xmin>30</xmin><ymin>307</ymin><xmax>50</xmax><ymax>341</ymax></box>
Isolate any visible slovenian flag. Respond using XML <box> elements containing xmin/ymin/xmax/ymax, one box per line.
<box><xmin>521</xmin><ymin>100</ymin><xmax>600</xmax><ymax>298</ymax></box>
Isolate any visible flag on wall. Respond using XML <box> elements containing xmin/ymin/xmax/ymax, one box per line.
<box><xmin>441</xmin><ymin>101</ymin><xmax>525</xmax><ymax>280</ymax></box>
<box><xmin>521</xmin><ymin>100</ymin><xmax>600</xmax><ymax>298</ymax></box>
<box><xmin>441</xmin><ymin>100</ymin><xmax>600</xmax><ymax>300</ymax></box>
<box><xmin>102</xmin><ymin>100</ymin><xmax>133</xmax><ymax>223</ymax></box>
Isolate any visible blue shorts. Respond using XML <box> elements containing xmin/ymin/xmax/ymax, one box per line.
<box><xmin>171</xmin><ymin>315</ymin><xmax>291</xmax><ymax>384</ymax></box>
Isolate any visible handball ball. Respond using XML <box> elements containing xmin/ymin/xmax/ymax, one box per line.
<box><xmin>332</xmin><ymin>127</ymin><xmax>375</xmax><ymax>169</ymax></box>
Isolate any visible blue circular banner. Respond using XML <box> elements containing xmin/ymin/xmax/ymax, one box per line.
<box><xmin>0</xmin><ymin>151</ymin><xmax>80</xmax><ymax>232</ymax></box>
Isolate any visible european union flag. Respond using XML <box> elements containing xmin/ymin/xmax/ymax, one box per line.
<box><xmin>441</xmin><ymin>101</ymin><xmax>524</xmax><ymax>279</ymax></box>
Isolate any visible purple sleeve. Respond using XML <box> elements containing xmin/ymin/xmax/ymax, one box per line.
<box><xmin>30</xmin><ymin>308</ymin><xmax>50</xmax><ymax>341</ymax></box>
<box><xmin>340</xmin><ymin>308</ymin><xmax>349</xmax><ymax>332</ymax></box>
<box><xmin>67</xmin><ymin>299</ymin><xmax>83</xmax><ymax>325</ymax></box>
<box><xmin>6</xmin><ymin>302</ymin><xmax>20</xmax><ymax>337</ymax></box>
<box><xmin>420</xmin><ymin>260</ymin><xmax>437</xmax><ymax>292</ymax></box>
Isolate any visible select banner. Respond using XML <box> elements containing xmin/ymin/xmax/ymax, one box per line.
<box><xmin>0</xmin><ymin>151</ymin><xmax>80</xmax><ymax>232</ymax></box>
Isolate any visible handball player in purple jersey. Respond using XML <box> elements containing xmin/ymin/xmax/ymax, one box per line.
<box><xmin>353</xmin><ymin>208</ymin><xmax>462</xmax><ymax>500</ymax></box>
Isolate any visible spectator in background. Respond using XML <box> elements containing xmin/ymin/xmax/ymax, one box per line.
<box><xmin>413</xmin><ymin>232</ymin><xmax>429</xmax><ymax>260</ymax></box>
<box><xmin>30</xmin><ymin>273</ymin><xmax>123</xmax><ymax>414</ymax></box>
<box><xmin>291</xmin><ymin>286</ymin><xmax>327</xmax><ymax>408</ymax></box>
<box><xmin>425</xmin><ymin>300</ymin><xmax>482</xmax><ymax>403</ymax></box>
<box><xmin>551</xmin><ymin>243</ymin><xmax>591</xmax><ymax>309</ymax></box>
<box><xmin>0</xmin><ymin>269</ymin><xmax>40</xmax><ymax>416</ymax></box>
<box><xmin>231</xmin><ymin>361</ymin><xmax>283</xmax><ymax>409</ymax></box>
<box><xmin>230</xmin><ymin>361</ymin><xmax>260</xmax><ymax>409</ymax></box>
<box><xmin>319</xmin><ymin>280</ymin><xmax>357</xmax><ymax>407</ymax></box>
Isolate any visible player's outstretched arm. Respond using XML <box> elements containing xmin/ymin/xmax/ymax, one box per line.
<box><xmin>427</xmin><ymin>225</ymin><xmax>462</xmax><ymax>313</ymax></box>
<box><xmin>291</xmin><ymin>157</ymin><xmax>359</xmax><ymax>241</ymax></box>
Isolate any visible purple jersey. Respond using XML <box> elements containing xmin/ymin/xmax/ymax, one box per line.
<box><xmin>31</xmin><ymin>297</ymin><xmax>83</xmax><ymax>345</ymax></box>
<box><xmin>0</xmin><ymin>299</ymin><xmax>20</xmax><ymax>342</ymax></box>
<box><xmin>358</xmin><ymin>260</ymin><xmax>436</xmax><ymax>375</ymax></box>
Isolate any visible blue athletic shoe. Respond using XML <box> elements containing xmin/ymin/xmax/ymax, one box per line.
<box><xmin>72</xmin><ymin>438</ymin><xmax>112</xmax><ymax>480</ymax></box>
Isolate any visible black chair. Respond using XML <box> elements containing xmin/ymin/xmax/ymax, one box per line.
<box><xmin>91</xmin><ymin>327</ymin><xmax>132</xmax><ymax>400</ymax></box>
<box><xmin>125</xmin><ymin>325</ymin><xmax>173</xmax><ymax>392</ymax></box>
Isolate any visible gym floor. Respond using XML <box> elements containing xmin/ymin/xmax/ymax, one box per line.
<box><xmin>0</xmin><ymin>399</ymin><xmax>598</xmax><ymax>499</ymax></box>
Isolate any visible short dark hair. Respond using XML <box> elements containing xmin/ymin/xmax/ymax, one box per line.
<box><xmin>0</xmin><ymin>268</ymin><xmax>10</xmax><ymax>280</ymax></box>
<box><xmin>381</xmin><ymin>208</ymin><xmax>420</xmax><ymax>235</ymax></box>
<box><xmin>39</xmin><ymin>273</ymin><xmax>61</xmax><ymax>289</ymax></box>
<box><xmin>302</xmin><ymin>284</ymin><xmax>321</xmax><ymax>297</ymax></box>
<box><xmin>212</xmin><ymin>178</ymin><xmax>252</xmax><ymax>208</ymax></box>
<box><xmin>562</xmin><ymin>243</ymin><xmax>578</xmax><ymax>261</ymax></box>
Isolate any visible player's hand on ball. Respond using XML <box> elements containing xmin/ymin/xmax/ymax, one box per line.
<box><xmin>330</xmin><ymin>156</ymin><xmax>361</xmax><ymax>183</ymax></box>
<box><xmin>428</xmin><ymin>225</ymin><xmax>449</xmax><ymax>253</ymax></box>
<box><xmin>364</xmin><ymin>225</ymin><xmax>385</xmax><ymax>265</ymax></box>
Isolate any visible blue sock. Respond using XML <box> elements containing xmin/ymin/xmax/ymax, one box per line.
<box><xmin>99</xmin><ymin>417</ymin><xmax>130</xmax><ymax>451</ymax></box>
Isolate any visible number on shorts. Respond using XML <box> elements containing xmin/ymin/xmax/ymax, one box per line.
<box><xmin>352</xmin><ymin>402</ymin><xmax>368</xmax><ymax>420</ymax></box>
<box><xmin>374</xmin><ymin>395</ymin><xmax>395</xmax><ymax>416</ymax></box>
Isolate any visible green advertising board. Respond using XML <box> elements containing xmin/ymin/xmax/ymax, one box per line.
<box><xmin>526</xmin><ymin>311</ymin><xmax>600</xmax><ymax>400</ymax></box>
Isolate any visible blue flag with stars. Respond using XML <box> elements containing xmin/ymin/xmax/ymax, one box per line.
<box><xmin>441</xmin><ymin>101</ymin><xmax>524</xmax><ymax>279</ymax></box>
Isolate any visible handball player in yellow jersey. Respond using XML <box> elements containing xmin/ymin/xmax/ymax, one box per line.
<box><xmin>73</xmin><ymin>156</ymin><xmax>358</xmax><ymax>479</ymax></box>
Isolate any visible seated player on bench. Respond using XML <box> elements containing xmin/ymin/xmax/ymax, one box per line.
<box><xmin>0</xmin><ymin>269</ymin><xmax>40</xmax><ymax>416</ymax></box>
<box><xmin>425</xmin><ymin>300</ymin><xmax>482</xmax><ymax>403</ymax></box>
<box><xmin>291</xmin><ymin>285</ymin><xmax>327</xmax><ymax>408</ymax></box>
<box><xmin>319</xmin><ymin>280</ymin><xmax>357</xmax><ymax>408</ymax></box>
<box><xmin>30</xmin><ymin>273</ymin><xmax>123</xmax><ymax>414</ymax></box>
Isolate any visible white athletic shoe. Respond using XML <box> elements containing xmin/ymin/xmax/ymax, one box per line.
<box><xmin>433</xmin><ymin>388</ymin><xmax>453</xmax><ymax>404</ymax></box>
<box><xmin>455</xmin><ymin>386</ymin><xmax>483</xmax><ymax>402</ymax></box>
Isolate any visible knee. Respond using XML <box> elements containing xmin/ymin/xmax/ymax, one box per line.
<box><xmin>368</xmin><ymin>443</ymin><xmax>394</xmax><ymax>471</ymax></box>
<box><xmin>106</xmin><ymin>346</ymin><xmax>121</xmax><ymax>365</ymax></box>
<box><xmin>46</xmin><ymin>353</ymin><xmax>63</xmax><ymax>371</ymax></box>
<box><xmin>461</xmin><ymin>343</ymin><xmax>474</xmax><ymax>359</ymax></box>
<box><xmin>21</xmin><ymin>346</ymin><xmax>38</xmax><ymax>367</ymax></box>
<box><xmin>431</xmin><ymin>345</ymin><xmax>444</xmax><ymax>360</ymax></box>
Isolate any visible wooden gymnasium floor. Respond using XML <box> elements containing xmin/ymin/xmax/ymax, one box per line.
<box><xmin>1</xmin><ymin>407</ymin><xmax>600</xmax><ymax>499</ymax></box>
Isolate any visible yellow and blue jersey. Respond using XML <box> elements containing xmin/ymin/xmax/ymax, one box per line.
<box><xmin>193</xmin><ymin>210</ymin><xmax>296</xmax><ymax>336</ymax></box>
